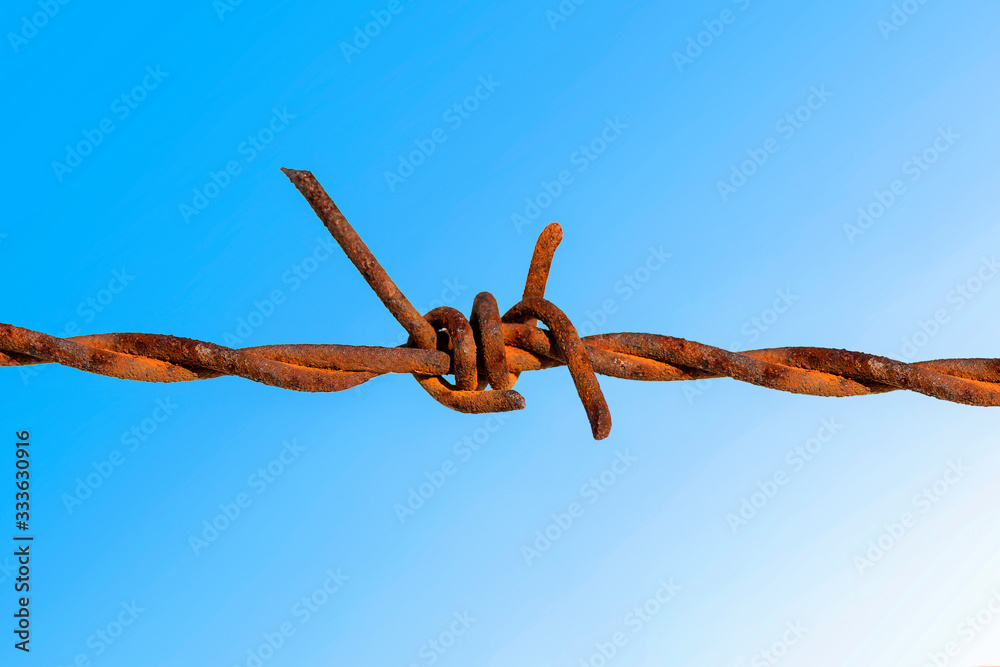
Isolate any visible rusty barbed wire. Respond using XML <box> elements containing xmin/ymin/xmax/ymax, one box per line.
<box><xmin>3</xmin><ymin>168</ymin><xmax>1000</xmax><ymax>440</ymax></box>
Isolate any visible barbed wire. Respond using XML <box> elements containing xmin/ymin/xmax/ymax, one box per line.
<box><xmin>3</xmin><ymin>168</ymin><xmax>999</xmax><ymax>439</ymax></box>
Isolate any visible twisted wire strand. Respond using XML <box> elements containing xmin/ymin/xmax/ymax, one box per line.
<box><xmin>3</xmin><ymin>168</ymin><xmax>999</xmax><ymax>440</ymax></box>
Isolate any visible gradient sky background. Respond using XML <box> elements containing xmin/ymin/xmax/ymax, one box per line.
<box><xmin>3</xmin><ymin>1</ymin><xmax>1000</xmax><ymax>665</ymax></box>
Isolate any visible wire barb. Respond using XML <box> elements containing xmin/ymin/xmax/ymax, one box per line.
<box><xmin>3</xmin><ymin>169</ymin><xmax>1000</xmax><ymax>440</ymax></box>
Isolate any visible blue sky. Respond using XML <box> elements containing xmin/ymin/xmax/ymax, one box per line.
<box><xmin>3</xmin><ymin>0</ymin><xmax>1000</xmax><ymax>665</ymax></box>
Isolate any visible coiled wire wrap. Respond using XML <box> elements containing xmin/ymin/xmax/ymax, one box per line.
<box><xmin>4</xmin><ymin>169</ymin><xmax>1000</xmax><ymax>440</ymax></box>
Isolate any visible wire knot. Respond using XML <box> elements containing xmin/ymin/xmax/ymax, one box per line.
<box><xmin>3</xmin><ymin>168</ymin><xmax>1000</xmax><ymax>441</ymax></box>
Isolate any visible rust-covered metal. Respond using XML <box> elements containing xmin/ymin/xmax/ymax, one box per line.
<box><xmin>3</xmin><ymin>168</ymin><xmax>1000</xmax><ymax>440</ymax></box>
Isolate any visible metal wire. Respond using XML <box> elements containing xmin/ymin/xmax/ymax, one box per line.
<box><xmin>4</xmin><ymin>168</ymin><xmax>999</xmax><ymax>440</ymax></box>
